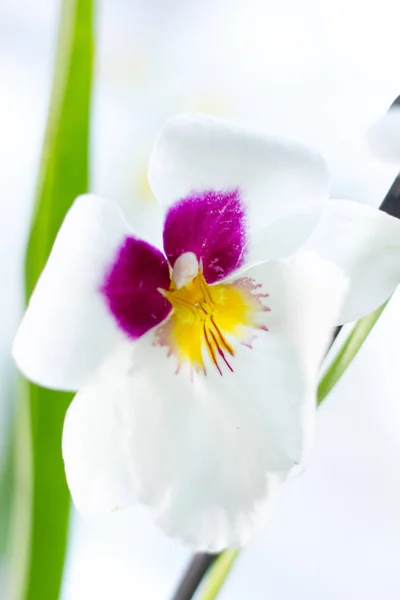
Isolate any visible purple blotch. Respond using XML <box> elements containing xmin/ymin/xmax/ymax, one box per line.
<box><xmin>101</xmin><ymin>237</ymin><xmax>172</xmax><ymax>339</ymax></box>
<box><xmin>163</xmin><ymin>189</ymin><xmax>247</xmax><ymax>284</ymax></box>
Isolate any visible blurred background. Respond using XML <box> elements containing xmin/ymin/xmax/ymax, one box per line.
<box><xmin>2</xmin><ymin>0</ymin><xmax>400</xmax><ymax>598</ymax></box>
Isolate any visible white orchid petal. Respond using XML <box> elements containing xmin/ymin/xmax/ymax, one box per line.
<box><xmin>149</xmin><ymin>114</ymin><xmax>329</xmax><ymax>257</ymax></box>
<box><xmin>63</xmin><ymin>250</ymin><xmax>346</xmax><ymax>550</ymax></box>
<box><xmin>232</xmin><ymin>251</ymin><xmax>348</xmax><ymax>465</ymax></box>
<box><xmin>305</xmin><ymin>199</ymin><xmax>400</xmax><ymax>323</ymax></box>
<box><xmin>12</xmin><ymin>194</ymin><xmax>129</xmax><ymax>391</ymax></box>
<box><xmin>62</xmin><ymin>342</ymin><xmax>139</xmax><ymax>514</ymax></box>
<box><xmin>247</xmin><ymin>206</ymin><xmax>323</xmax><ymax>266</ymax></box>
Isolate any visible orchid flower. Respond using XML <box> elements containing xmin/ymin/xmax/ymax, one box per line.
<box><xmin>13</xmin><ymin>115</ymin><xmax>400</xmax><ymax>551</ymax></box>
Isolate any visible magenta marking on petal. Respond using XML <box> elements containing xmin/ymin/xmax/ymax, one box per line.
<box><xmin>101</xmin><ymin>237</ymin><xmax>172</xmax><ymax>339</ymax></box>
<box><xmin>163</xmin><ymin>189</ymin><xmax>247</xmax><ymax>284</ymax></box>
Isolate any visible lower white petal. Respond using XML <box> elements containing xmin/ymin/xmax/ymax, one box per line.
<box><xmin>305</xmin><ymin>199</ymin><xmax>400</xmax><ymax>323</ymax></box>
<box><xmin>13</xmin><ymin>195</ymin><xmax>129</xmax><ymax>391</ymax></box>
<box><xmin>63</xmin><ymin>251</ymin><xmax>346</xmax><ymax>550</ymax></box>
<box><xmin>62</xmin><ymin>343</ymin><xmax>139</xmax><ymax>514</ymax></box>
<box><xmin>63</xmin><ymin>335</ymin><xmax>291</xmax><ymax>550</ymax></box>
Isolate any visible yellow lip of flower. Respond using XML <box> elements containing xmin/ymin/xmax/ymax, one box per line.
<box><xmin>157</xmin><ymin>261</ymin><xmax>269</xmax><ymax>376</ymax></box>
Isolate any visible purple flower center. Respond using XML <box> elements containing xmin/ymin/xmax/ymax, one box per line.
<box><xmin>101</xmin><ymin>189</ymin><xmax>248</xmax><ymax>339</ymax></box>
<box><xmin>101</xmin><ymin>238</ymin><xmax>171</xmax><ymax>339</ymax></box>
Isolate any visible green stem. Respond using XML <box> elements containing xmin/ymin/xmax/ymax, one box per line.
<box><xmin>197</xmin><ymin>300</ymin><xmax>389</xmax><ymax>600</ymax></box>
<box><xmin>198</xmin><ymin>551</ymin><xmax>240</xmax><ymax>600</ymax></box>
<box><xmin>10</xmin><ymin>1</ymin><xmax>94</xmax><ymax>599</ymax></box>
<box><xmin>317</xmin><ymin>301</ymin><xmax>388</xmax><ymax>404</ymax></box>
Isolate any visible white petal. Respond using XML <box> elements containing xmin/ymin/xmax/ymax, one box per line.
<box><xmin>63</xmin><ymin>251</ymin><xmax>346</xmax><ymax>550</ymax></box>
<box><xmin>149</xmin><ymin>115</ymin><xmax>329</xmax><ymax>252</ymax></box>
<box><xmin>62</xmin><ymin>343</ymin><xmax>139</xmax><ymax>514</ymax></box>
<box><xmin>367</xmin><ymin>108</ymin><xmax>400</xmax><ymax>164</ymax></box>
<box><xmin>305</xmin><ymin>199</ymin><xmax>400</xmax><ymax>323</ymax></box>
<box><xmin>12</xmin><ymin>194</ymin><xmax>129</xmax><ymax>391</ymax></box>
<box><xmin>230</xmin><ymin>251</ymin><xmax>348</xmax><ymax>466</ymax></box>
<box><xmin>242</xmin><ymin>250</ymin><xmax>349</xmax><ymax>380</ymax></box>
<box><xmin>247</xmin><ymin>206</ymin><xmax>323</xmax><ymax>266</ymax></box>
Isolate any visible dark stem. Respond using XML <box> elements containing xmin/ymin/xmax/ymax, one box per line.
<box><xmin>170</xmin><ymin>554</ymin><xmax>217</xmax><ymax>600</ymax></box>
<box><xmin>379</xmin><ymin>173</ymin><xmax>400</xmax><ymax>217</ymax></box>
<box><xmin>170</xmin><ymin>169</ymin><xmax>400</xmax><ymax>600</ymax></box>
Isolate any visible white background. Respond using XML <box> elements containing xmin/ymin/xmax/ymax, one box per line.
<box><xmin>1</xmin><ymin>1</ymin><xmax>400</xmax><ymax>598</ymax></box>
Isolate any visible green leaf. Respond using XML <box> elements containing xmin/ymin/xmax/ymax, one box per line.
<box><xmin>0</xmin><ymin>441</ymin><xmax>13</xmax><ymax>555</ymax></box>
<box><xmin>10</xmin><ymin>1</ymin><xmax>94</xmax><ymax>599</ymax></box>
<box><xmin>197</xmin><ymin>301</ymin><xmax>389</xmax><ymax>600</ymax></box>
<box><xmin>317</xmin><ymin>301</ymin><xmax>389</xmax><ymax>405</ymax></box>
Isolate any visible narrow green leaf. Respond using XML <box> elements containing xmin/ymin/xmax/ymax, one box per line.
<box><xmin>317</xmin><ymin>300</ymin><xmax>389</xmax><ymax>405</ymax></box>
<box><xmin>197</xmin><ymin>301</ymin><xmax>389</xmax><ymax>600</ymax></box>
<box><xmin>0</xmin><ymin>442</ymin><xmax>13</xmax><ymax>555</ymax></box>
<box><xmin>10</xmin><ymin>1</ymin><xmax>94</xmax><ymax>599</ymax></box>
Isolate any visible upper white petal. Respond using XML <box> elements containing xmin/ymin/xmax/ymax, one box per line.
<box><xmin>12</xmin><ymin>194</ymin><xmax>129</xmax><ymax>391</ymax></box>
<box><xmin>149</xmin><ymin>114</ymin><xmax>329</xmax><ymax>260</ymax></box>
<box><xmin>367</xmin><ymin>108</ymin><xmax>400</xmax><ymax>164</ymax></box>
<box><xmin>62</xmin><ymin>250</ymin><xmax>346</xmax><ymax>550</ymax></box>
<box><xmin>305</xmin><ymin>199</ymin><xmax>400</xmax><ymax>323</ymax></box>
